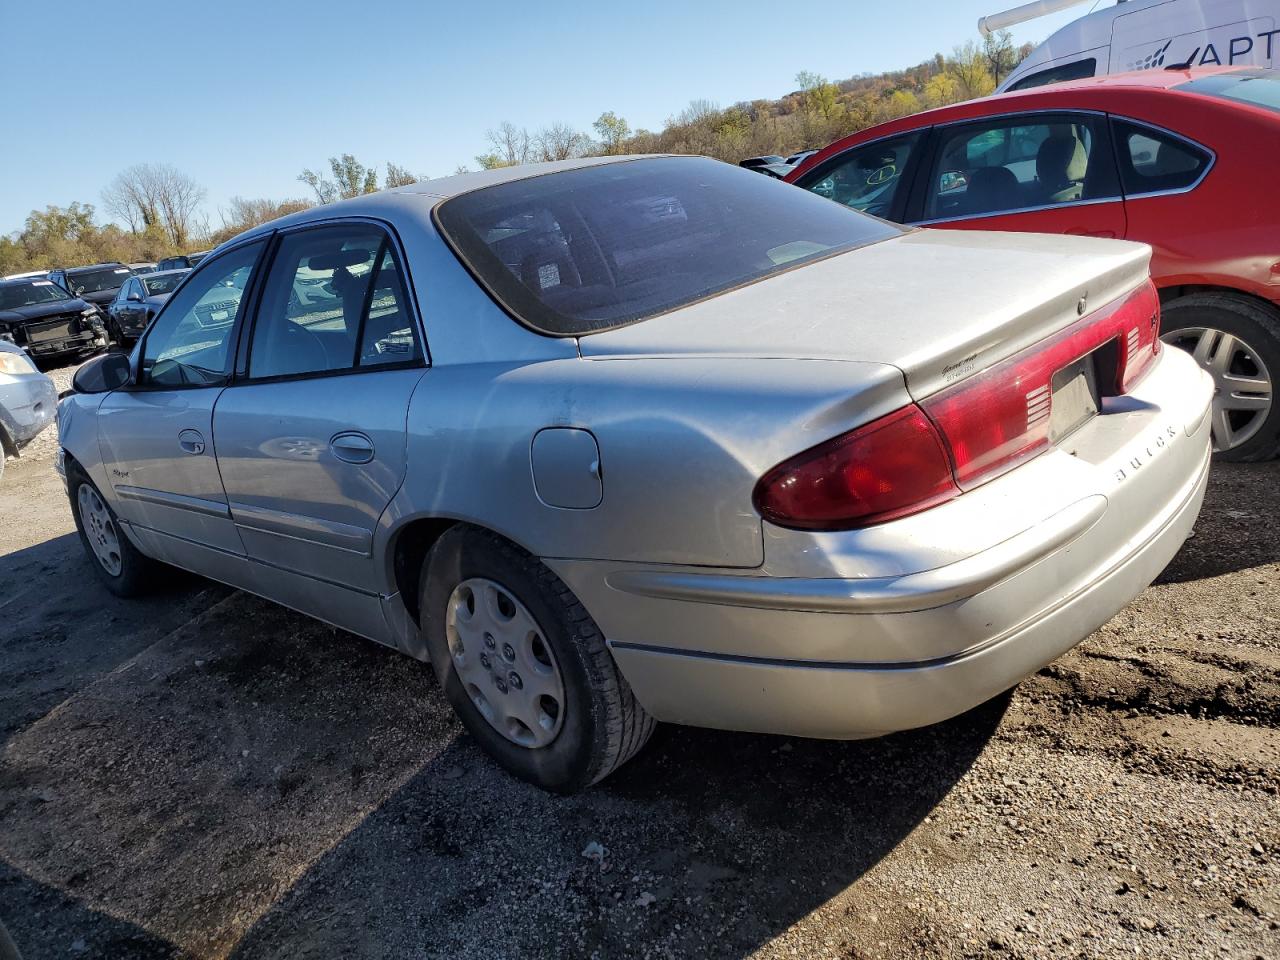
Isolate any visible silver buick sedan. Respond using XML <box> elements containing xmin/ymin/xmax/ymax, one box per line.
<box><xmin>58</xmin><ymin>156</ymin><xmax>1214</xmax><ymax>791</ymax></box>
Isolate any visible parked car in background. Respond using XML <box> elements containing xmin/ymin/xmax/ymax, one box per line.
<box><xmin>0</xmin><ymin>339</ymin><xmax>57</xmax><ymax>482</ymax></box>
<box><xmin>156</xmin><ymin>251</ymin><xmax>210</xmax><ymax>271</ymax></box>
<box><xmin>48</xmin><ymin>263</ymin><xmax>133</xmax><ymax>316</ymax></box>
<box><xmin>738</xmin><ymin>154</ymin><xmax>786</xmax><ymax>171</ymax></box>
<box><xmin>59</xmin><ymin>156</ymin><xmax>1211</xmax><ymax>791</ymax></box>
<box><xmin>0</xmin><ymin>277</ymin><xmax>108</xmax><ymax>361</ymax></box>
<box><xmin>128</xmin><ymin>261</ymin><xmax>157</xmax><ymax>274</ymax></box>
<box><xmin>789</xmin><ymin>66</ymin><xmax>1280</xmax><ymax>460</ymax></box>
<box><xmin>985</xmin><ymin>0</ymin><xmax>1280</xmax><ymax>92</ymax></box>
<box><xmin>785</xmin><ymin>149</ymin><xmax>818</xmax><ymax>166</ymax></box>
<box><xmin>106</xmin><ymin>269</ymin><xmax>189</xmax><ymax>344</ymax></box>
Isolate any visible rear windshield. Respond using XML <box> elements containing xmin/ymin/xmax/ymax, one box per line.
<box><xmin>142</xmin><ymin>273</ymin><xmax>185</xmax><ymax>295</ymax></box>
<box><xmin>0</xmin><ymin>280</ymin><xmax>71</xmax><ymax>309</ymax></box>
<box><xmin>67</xmin><ymin>266</ymin><xmax>131</xmax><ymax>293</ymax></box>
<box><xmin>434</xmin><ymin>156</ymin><xmax>901</xmax><ymax>335</ymax></box>
<box><xmin>1178</xmin><ymin>69</ymin><xmax>1280</xmax><ymax>114</ymax></box>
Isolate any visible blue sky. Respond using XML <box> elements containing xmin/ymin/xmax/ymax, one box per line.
<box><xmin>0</xmin><ymin>0</ymin><xmax>1095</xmax><ymax>235</ymax></box>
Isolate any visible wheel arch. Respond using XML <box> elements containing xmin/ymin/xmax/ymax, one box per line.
<box><xmin>1157</xmin><ymin>283</ymin><xmax>1280</xmax><ymax>321</ymax></box>
<box><xmin>385</xmin><ymin>515</ymin><xmax>547</xmax><ymax>626</ymax></box>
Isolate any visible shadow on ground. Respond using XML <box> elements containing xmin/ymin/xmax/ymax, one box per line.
<box><xmin>0</xmin><ymin>572</ymin><xmax>1006</xmax><ymax>959</ymax></box>
<box><xmin>1156</xmin><ymin>460</ymin><xmax>1280</xmax><ymax>584</ymax></box>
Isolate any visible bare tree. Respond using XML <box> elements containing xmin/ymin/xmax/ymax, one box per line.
<box><xmin>486</xmin><ymin>122</ymin><xmax>533</xmax><ymax>166</ymax></box>
<box><xmin>102</xmin><ymin>164</ymin><xmax>205</xmax><ymax>247</ymax></box>
<box><xmin>535</xmin><ymin>123</ymin><xmax>590</xmax><ymax>162</ymax></box>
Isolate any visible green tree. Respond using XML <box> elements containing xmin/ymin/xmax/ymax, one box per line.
<box><xmin>383</xmin><ymin>163</ymin><xmax>420</xmax><ymax>188</ymax></box>
<box><xmin>593</xmin><ymin>111</ymin><xmax>631</xmax><ymax>154</ymax></box>
<box><xmin>951</xmin><ymin>42</ymin><xmax>996</xmax><ymax>100</ymax></box>
<box><xmin>298</xmin><ymin>154</ymin><xmax>380</xmax><ymax>204</ymax></box>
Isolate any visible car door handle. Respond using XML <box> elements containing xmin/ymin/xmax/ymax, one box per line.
<box><xmin>330</xmin><ymin>431</ymin><xmax>375</xmax><ymax>464</ymax></box>
<box><xmin>178</xmin><ymin>429</ymin><xmax>206</xmax><ymax>456</ymax></box>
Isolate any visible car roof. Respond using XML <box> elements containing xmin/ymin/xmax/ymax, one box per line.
<box><xmin>788</xmin><ymin>66</ymin><xmax>1258</xmax><ymax>180</ymax></box>
<box><xmin>231</xmin><ymin>155</ymin><xmax>675</xmax><ymax>246</ymax></box>
<box><xmin>64</xmin><ymin>262</ymin><xmax>127</xmax><ymax>273</ymax></box>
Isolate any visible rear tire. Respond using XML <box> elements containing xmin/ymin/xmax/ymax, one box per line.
<box><xmin>1161</xmin><ymin>293</ymin><xmax>1280</xmax><ymax>462</ymax></box>
<box><xmin>421</xmin><ymin>526</ymin><xmax>655</xmax><ymax>792</ymax></box>
<box><xmin>69</xmin><ymin>470</ymin><xmax>161</xmax><ymax>597</ymax></box>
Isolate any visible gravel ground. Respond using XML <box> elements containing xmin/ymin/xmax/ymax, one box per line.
<box><xmin>0</xmin><ymin>360</ymin><xmax>1276</xmax><ymax>960</ymax></box>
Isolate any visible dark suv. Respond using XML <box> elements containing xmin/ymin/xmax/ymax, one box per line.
<box><xmin>0</xmin><ymin>277</ymin><xmax>107</xmax><ymax>361</ymax></box>
<box><xmin>48</xmin><ymin>262</ymin><xmax>134</xmax><ymax>316</ymax></box>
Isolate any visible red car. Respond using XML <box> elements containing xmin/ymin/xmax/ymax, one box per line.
<box><xmin>788</xmin><ymin>67</ymin><xmax>1280</xmax><ymax>460</ymax></box>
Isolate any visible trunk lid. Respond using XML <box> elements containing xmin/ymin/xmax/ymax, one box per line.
<box><xmin>578</xmin><ymin>229</ymin><xmax>1152</xmax><ymax>399</ymax></box>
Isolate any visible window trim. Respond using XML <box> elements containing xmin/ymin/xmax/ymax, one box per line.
<box><xmin>128</xmin><ymin>237</ymin><xmax>270</xmax><ymax>393</ymax></box>
<box><xmin>790</xmin><ymin>128</ymin><xmax>931</xmax><ymax>225</ymax></box>
<box><xmin>233</xmin><ymin>216</ymin><xmax>429</xmax><ymax>387</ymax></box>
<box><xmin>909</xmin><ymin>108</ymin><xmax>1122</xmax><ymax>226</ymax></box>
<box><xmin>1005</xmin><ymin>57</ymin><xmax>1098</xmax><ymax>93</ymax></box>
<box><xmin>1108</xmin><ymin>115</ymin><xmax>1217</xmax><ymax>201</ymax></box>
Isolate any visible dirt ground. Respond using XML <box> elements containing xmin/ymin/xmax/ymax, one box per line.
<box><xmin>0</xmin><ymin>360</ymin><xmax>1277</xmax><ymax>960</ymax></box>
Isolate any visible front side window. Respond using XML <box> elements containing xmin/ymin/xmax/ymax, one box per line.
<box><xmin>795</xmin><ymin>133</ymin><xmax>922</xmax><ymax>219</ymax></box>
<box><xmin>248</xmin><ymin>224</ymin><xmax>422</xmax><ymax>379</ymax></box>
<box><xmin>1113</xmin><ymin>119</ymin><xmax>1211</xmax><ymax>196</ymax></box>
<box><xmin>0</xmin><ymin>280</ymin><xmax>72</xmax><ymax>309</ymax></box>
<box><xmin>434</xmin><ymin>156</ymin><xmax>901</xmax><ymax>336</ymax></box>
<box><xmin>140</xmin><ymin>241</ymin><xmax>264</xmax><ymax>388</ymax></box>
<box><xmin>1007</xmin><ymin>58</ymin><xmax>1097</xmax><ymax>91</ymax></box>
<box><xmin>926</xmin><ymin>114</ymin><xmax>1116</xmax><ymax>220</ymax></box>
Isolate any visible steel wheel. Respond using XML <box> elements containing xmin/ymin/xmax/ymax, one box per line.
<box><xmin>77</xmin><ymin>483</ymin><xmax>123</xmax><ymax>576</ymax></box>
<box><xmin>445</xmin><ymin>577</ymin><xmax>566</xmax><ymax>748</ymax></box>
<box><xmin>1163</xmin><ymin>325</ymin><xmax>1273</xmax><ymax>453</ymax></box>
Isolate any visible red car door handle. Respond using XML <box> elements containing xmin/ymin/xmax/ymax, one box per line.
<box><xmin>1066</xmin><ymin>228</ymin><xmax>1117</xmax><ymax>239</ymax></box>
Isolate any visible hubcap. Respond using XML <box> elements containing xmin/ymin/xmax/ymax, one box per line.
<box><xmin>77</xmin><ymin>484</ymin><xmax>123</xmax><ymax>576</ymax></box>
<box><xmin>444</xmin><ymin>578</ymin><xmax>565</xmax><ymax>748</ymax></box>
<box><xmin>1163</xmin><ymin>326</ymin><xmax>1273</xmax><ymax>452</ymax></box>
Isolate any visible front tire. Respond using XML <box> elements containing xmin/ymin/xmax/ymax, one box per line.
<box><xmin>69</xmin><ymin>471</ymin><xmax>160</xmax><ymax>597</ymax></box>
<box><xmin>1161</xmin><ymin>293</ymin><xmax>1280</xmax><ymax>461</ymax></box>
<box><xmin>421</xmin><ymin>527</ymin><xmax>655</xmax><ymax>792</ymax></box>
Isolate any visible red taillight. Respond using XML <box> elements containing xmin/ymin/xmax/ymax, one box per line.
<box><xmin>923</xmin><ymin>279</ymin><xmax>1161</xmax><ymax>490</ymax></box>
<box><xmin>752</xmin><ymin>405</ymin><xmax>959</xmax><ymax>530</ymax></box>
<box><xmin>1117</xmin><ymin>283</ymin><xmax>1162</xmax><ymax>392</ymax></box>
<box><xmin>754</xmin><ymin>281</ymin><xmax>1162</xmax><ymax>529</ymax></box>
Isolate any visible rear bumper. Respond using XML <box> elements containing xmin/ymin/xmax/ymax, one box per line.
<box><xmin>605</xmin><ymin>444</ymin><xmax>1206</xmax><ymax>737</ymax></box>
<box><xmin>546</xmin><ymin>347</ymin><xmax>1214</xmax><ymax>738</ymax></box>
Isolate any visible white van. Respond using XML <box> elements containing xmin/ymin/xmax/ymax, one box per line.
<box><xmin>988</xmin><ymin>0</ymin><xmax>1279</xmax><ymax>91</ymax></box>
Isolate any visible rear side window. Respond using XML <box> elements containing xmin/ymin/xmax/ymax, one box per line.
<box><xmin>1113</xmin><ymin>119</ymin><xmax>1211</xmax><ymax>196</ymax></box>
<box><xmin>433</xmin><ymin>156</ymin><xmax>901</xmax><ymax>336</ymax></box>
<box><xmin>248</xmin><ymin>223</ymin><xmax>422</xmax><ymax>380</ymax></box>
<box><xmin>1007</xmin><ymin>58</ymin><xmax>1097</xmax><ymax>91</ymax></box>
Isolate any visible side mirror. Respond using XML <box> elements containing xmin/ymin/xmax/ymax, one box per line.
<box><xmin>939</xmin><ymin>170</ymin><xmax>968</xmax><ymax>194</ymax></box>
<box><xmin>71</xmin><ymin>352</ymin><xmax>132</xmax><ymax>394</ymax></box>
<box><xmin>127</xmin><ymin>291</ymin><xmax>143</xmax><ymax>302</ymax></box>
<box><xmin>74</xmin><ymin>285</ymin><xmax>86</xmax><ymax>296</ymax></box>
